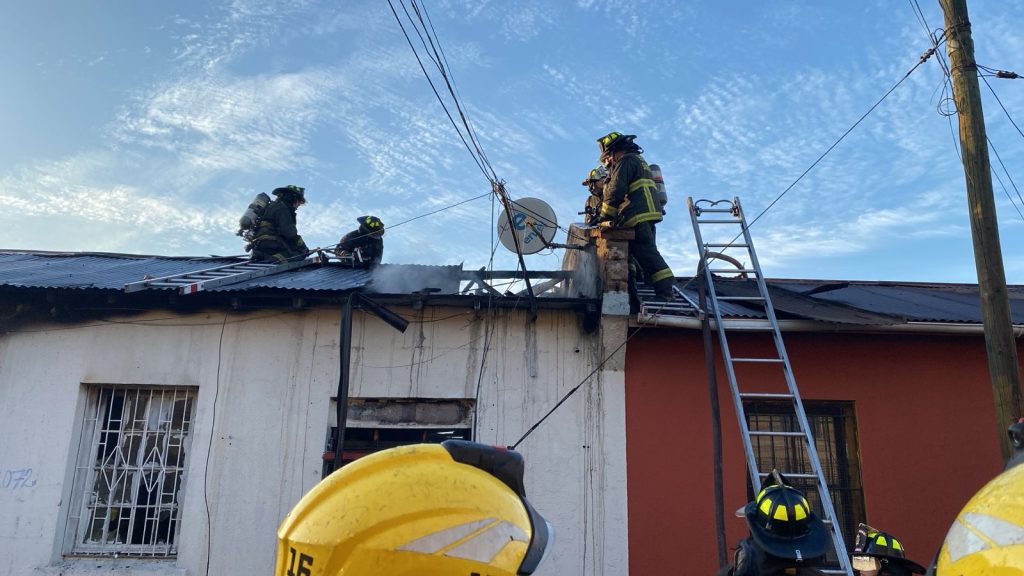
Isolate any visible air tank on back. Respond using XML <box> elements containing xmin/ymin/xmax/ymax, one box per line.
<box><xmin>238</xmin><ymin>192</ymin><xmax>271</xmax><ymax>236</ymax></box>
<box><xmin>649</xmin><ymin>164</ymin><xmax>667</xmax><ymax>213</ymax></box>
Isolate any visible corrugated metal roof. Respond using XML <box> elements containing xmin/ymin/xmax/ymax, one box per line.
<box><xmin>0</xmin><ymin>252</ymin><xmax>241</xmax><ymax>291</ymax></box>
<box><xmin>0</xmin><ymin>251</ymin><xmax>461</xmax><ymax>295</ymax></box>
<box><xmin>216</xmin><ymin>263</ymin><xmax>462</xmax><ymax>294</ymax></box>
<box><xmin>656</xmin><ymin>276</ymin><xmax>1024</xmax><ymax>325</ymax></box>
<box><xmin>771</xmin><ymin>280</ymin><xmax>1024</xmax><ymax>324</ymax></box>
<box><xmin>5</xmin><ymin>251</ymin><xmax>1024</xmax><ymax>325</ymax></box>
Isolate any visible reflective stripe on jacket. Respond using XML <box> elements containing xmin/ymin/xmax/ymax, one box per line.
<box><xmin>600</xmin><ymin>152</ymin><xmax>664</xmax><ymax>228</ymax></box>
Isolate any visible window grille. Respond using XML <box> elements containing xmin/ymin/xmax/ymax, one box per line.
<box><xmin>66</xmin><ymin>385</ymin><xmax>196</xmax><ymax>557</ymax></box>
<box><xmin>744</xmin><ymin>400</ymin><xmax>866</xmax><ymax>561</ymax></box>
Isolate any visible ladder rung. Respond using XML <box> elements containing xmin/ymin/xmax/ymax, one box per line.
<box><xmin>731</xmin><ymin>357</ymin><xmax>783</xmax><ymax>363</ymax></box>
<box><xmin>191</xmin><ymin>273</ymin><xmax>234</xmax><ymax>279</ymax></box>
<box><xmin>697</xmin><ymin>219</ymin><xmax>743</xmax><ymax>224</ymax></box>
<box><xmin>709</xmin><ymin>268</ymin><xmax>757</xmax><ymax>274</ymax></box>
<box><xmin>696</xmin><ymin>208</ymin><xmax>736</xmax><ymax>213</ymax></box>
<box><xmin>758</xmin><ymin>471</ymin><xmax>818</xmax><ymax>480</ymax></box>
<box><xmin>726</xmin><ymin>324</ymin><xmax>776</xmax><ymax>331</ymax></box>
<box><xmin>749</xmin><ymin>431</ymin><xmax>805</xmax><ymax>437</ymax></box>
<box><xmin>717</xmin><ymin>296</ymin><xmax>764</xmax><ymax>301</ymax></box>
<box><xmin>740</xmin><ymin>392</ymin><xmax>795</xmax><ymax>400</ymax></box>
<box><xmin>704</xmin><ymin>242</ymin><xmax>749</xmax><ymax>248</ymax></box>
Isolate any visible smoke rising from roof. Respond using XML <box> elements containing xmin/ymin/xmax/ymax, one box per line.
<box><xmin>367</xmin><ymin>263</ymin><xmax>462</xmax><ymax>294</ymax></box>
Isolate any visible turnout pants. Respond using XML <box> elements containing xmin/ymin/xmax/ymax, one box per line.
<box><xmin>630</xmin><ymin>221</ymin><xmax>674</xmax><ymax>297</ymax></box>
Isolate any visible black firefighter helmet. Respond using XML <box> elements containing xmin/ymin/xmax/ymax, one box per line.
<box><xmin>852</xmin><ymin>524</ymin><xmax>926</xmax><ymax>575</ymax></box>
<box><xmin>357</xmin><ymin>215</ymin><xmax>385</xmax><ymax>237</ymax></box>
<box><xmin>743</xmin><ymin>471</ymin><xmax>829</xmax><ymax>562</ymax></box>
<box><xmin>272</xmin><ymin>184</ymin><xmax>306</xmax><ymax>205</ymax></box>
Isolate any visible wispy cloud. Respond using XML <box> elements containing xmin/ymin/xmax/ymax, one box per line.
<box><xmin>113</xmin><ymin>69</ymin><xmax>341</xmax><ymax>172</ymax></box>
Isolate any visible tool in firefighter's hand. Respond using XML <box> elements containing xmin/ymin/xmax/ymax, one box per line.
<box><xmin>333</xmin><ymin>246</ymin><xmax>365</xmax><ymax>266</ymax></box>
<box><xmin>275</xmin><ymin>441</ymin><xmax>553</xmax><ymax>576</ymax></box>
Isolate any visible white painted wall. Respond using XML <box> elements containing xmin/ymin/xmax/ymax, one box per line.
<box><xmin>0</xmin><ymin>304</ymin><xmax>628</xmax><ymax>576</ymax></box>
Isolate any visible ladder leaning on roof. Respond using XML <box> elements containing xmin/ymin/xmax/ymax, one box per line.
<box><xmin>688</xmin><ymin>196</ymin><xmax>853</xmax><ymax>576</ymax></box>
<box><xmin>124</xmin><ymin>255</ymin><xmax>320</xmax><ymax>295</ymax></box>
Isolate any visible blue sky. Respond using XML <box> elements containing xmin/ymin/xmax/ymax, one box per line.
<box><xmin>2</xmin><ymin>1</ymin><xmax>1024</xmax><ymax>283</ymax></box>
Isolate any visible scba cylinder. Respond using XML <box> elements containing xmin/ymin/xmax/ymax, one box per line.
<box><xmin>238</xmin><ymin>192</ymin><xmax>271</xmax><ymax>234</ymax></box>
<box><xmin>649</xmin><ymin>164</ymin><xmax>667</xmax><ymax>212</ymax></box>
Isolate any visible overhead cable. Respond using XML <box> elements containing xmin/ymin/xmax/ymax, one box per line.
<box><xmin>980</xmin><ymin>74</ymin><xmax>1024</xmax><ymax>142</ymax></box>
<box><xmin>742</xmin><ymin>41</ymin><xmax>939</xmax><ymax>234</ymax></box>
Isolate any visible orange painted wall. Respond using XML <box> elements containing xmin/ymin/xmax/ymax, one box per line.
<box><xmin>625</xmin><ymin>328</ymin><xmax>1014</xmax><ymax>575</ymax></box>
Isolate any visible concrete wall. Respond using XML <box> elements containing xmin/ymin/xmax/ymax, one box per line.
<box><xmin>0</xmin><ymin>304</ymin><xmax>627</xmax><ymax>575</ymax></box>
<box><xmin>624</xmin><ymin>328</ymin><xmax>1011</xmax><ymax>576</ymax></box>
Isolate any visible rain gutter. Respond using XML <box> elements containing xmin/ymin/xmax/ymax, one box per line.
<box><xmin>633</xmin><ymin>315</ymin><xmax>1024</xmax><ymax>337</ymax></box>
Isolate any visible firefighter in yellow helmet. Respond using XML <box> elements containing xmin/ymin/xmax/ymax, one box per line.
<box><xmin>851</xmin><ymin>524</ymin><xmax>926</xmax><ymax>576</ymax></box>
<box><xmin>581</xmin><ymin>166</ymin><xmax>609</xmax><ymax>226</ymax></box>
<box><xmin>275</xmin><ymin>440</ymin><xmax>552</xmax><ymax>576</ymax></box>
<box><xmin>595</xmin><ymin>132</ymin><xmax>676</xmax><ymax>300</ymax></box>
<box><xmin>932</xmin><ymin>460</ymin><xmax>1024</xmax><ymax>575</ymax></box>
<box><xmin>720</xmin><ymin>471</ymin><xmax>830</xmax><ymax>576</ymax></box>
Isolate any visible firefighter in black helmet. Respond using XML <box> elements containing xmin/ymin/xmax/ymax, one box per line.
<box><xmin>251</xmin><ymin>185</ymin><xmax>309</xmax><ymax>263</ymax></box>
<box><xmin>852</xmin><ymin>524</ymin><xmax>926</xmax><ymax>576</ymax></box>
<box><xmin>595</xmin><ymin>132</ymin><xmax>676</xmax><ymax>300</ymax></box>
<box><xmin>720</xmin><ymin>471</ymin><xmax>830</xmax><ymax>576</ymax></box>
<box><xmin>334</xmin><ymin>215</ymin><xmax>384</xmax><ymax>267</ymax></box>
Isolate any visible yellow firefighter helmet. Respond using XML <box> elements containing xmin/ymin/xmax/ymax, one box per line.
<box><xmin>275</xmin><ymin>440</ymin><xmax>552</xmax><ymax>576</ymax></box>
<box><xmin>935</xmin><ymin>461</ymin><xmax>1024</xmax><ymax>575</ymax></box>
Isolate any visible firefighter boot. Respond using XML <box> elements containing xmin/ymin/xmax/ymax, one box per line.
<box><xmin>654</xmin><ymin>277</ymin><xmax>676</xmax><ymax>301</ymax></box>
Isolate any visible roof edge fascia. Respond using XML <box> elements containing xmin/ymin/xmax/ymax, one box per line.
<box><xmin>632</xmin><ymin>315</ymin><xmax>1024</xmax><ymax>337</ymax></box>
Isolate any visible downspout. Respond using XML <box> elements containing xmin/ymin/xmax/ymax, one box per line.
<box><xmin>333</xmin><ymin>294</ymin><xmax>355</xmax><ymax>474</ymax></box>
<box><xmin>698</xmin><ymin>269</ymin><xmax>728</xmax><ymax>567</ymax></box>
<box><xmin>332</xmin><ymin>293</ymin><xmax>409</xmax><ymax>474</ymax></box>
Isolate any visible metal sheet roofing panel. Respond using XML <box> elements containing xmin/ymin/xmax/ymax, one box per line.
<box><xmin>212</xmin><ymin>263</ymin><xmax>462</xmax><ymax>294</ymax></box>
<box><xmin>0</xmin><ymin>251</ymin><xmax>463</xmax><ymax>295</ymax></box>
<box><xmin>0</xmin><ymin>251</ymin><xmax>241</xmax><ymax>291</ymax></box>
<box><xmin>772</xmin><ymin>280</ymin><xmax>1024</xmax><ymax>324</ymax></box>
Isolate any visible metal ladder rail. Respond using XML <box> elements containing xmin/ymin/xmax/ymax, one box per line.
<box><xmin>123</xmin><ymin>257</ymin><xmax>317</xmax><ymax>294</ymax></box>
<box><xmin>689</xmin><ymin>198</ymin><xmax>764</xmax><ymax>497</ymax></box>
<box><xmin>731</xmin><ymin>198</ymin><xmax>852</xmax><ymax>575</ymax></box>
<box><xmin>688</xmin><ymin>196</ymin><xmax>853</xmax><ymax>576</ymax></box>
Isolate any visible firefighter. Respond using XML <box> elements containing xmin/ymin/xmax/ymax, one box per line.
<box><xmin>932</xmin><ymin>460</ymin><xmax>1024</xmax><ymax>575</ymax></box>
<box><xmin>852</xmin><ymin>524</ymin><xmax>926</xmax><ymax>575</ymax></box>
<box><xmin>275</xmin><ymin>440</ymin><xmax>552</xmax><ymax>576</ymax></box>
<box><xmin>251</xmin><ymin>185</ymin><xmax>309</xmax><ymax>263</ymax></box>
<box><xmin>719</xmin><ymin>471</ymin><xmax>830</xmax><ymax>576</ymax></box>
<box><xmin>595</xmin><ymin>131</ymin><xmax>676</xmax><ymax>300</ymax></box>
<box><xmin>334</xmin><ymin>215</ymin><xmax>385</xmax><ymax>267</ymax></box>
<box><xmin>581</xmin><ymin>166</ymin><xmax>608</xmax><ymax>226</ymax></box>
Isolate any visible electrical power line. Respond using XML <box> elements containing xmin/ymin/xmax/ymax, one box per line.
<box><xmin>980</xmin><ymin>74</ymin><xmax>1024</xmax><ymax>142</ymax></box>
<box><xmin>512</xmin><ymin>31</ymin><xmax>947</xmax><ymax>449</ymax></box>
<box><xmin>736</xmin><ymin>41</ymin><xmax>940</xmax><ymax>247</ymax></box>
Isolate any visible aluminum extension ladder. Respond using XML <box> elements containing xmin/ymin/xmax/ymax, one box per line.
<box><xmin>688</xmin><ymin>197</ymin><xmax>853</xmax><ymax>576</ymax></box>
<box><xmin>124</xmin><ymin>256</ymin><xmax>318</xmax><ymax>295</ymax></box>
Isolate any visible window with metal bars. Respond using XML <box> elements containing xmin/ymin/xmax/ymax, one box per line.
<box><xmin>743</xmin><ymin>400</ymin><xmax>866</xmax><ymax>560</ymax></box>
<box><xmin>65</xmin><ymin>385</ymin><xmax>196</xmax><ymax>557</ymax></box>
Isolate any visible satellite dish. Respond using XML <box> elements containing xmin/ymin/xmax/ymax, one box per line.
<box><xmin>497</xmin><ymin>197</ymin><xmax>558</xmax><ymax>255</ymax></box>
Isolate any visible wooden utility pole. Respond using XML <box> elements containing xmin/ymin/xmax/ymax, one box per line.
<box><xmin>941</xmin><ymin>0</ymin><xmax>1024</xmax><ymax>461</ymax></box>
